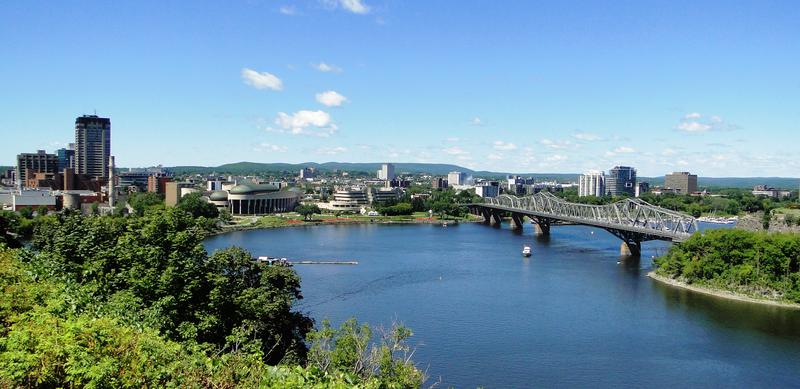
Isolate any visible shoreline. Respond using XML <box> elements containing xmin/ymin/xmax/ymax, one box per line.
<box><xmin>647</xmin><ymin>271</ymin><xmax>800</xmax><ymax>310</ymax></box>
<box><xmin>210</xmin><ymin>217</ymin><xmax>478</xmax><ymax>236</ymax></box>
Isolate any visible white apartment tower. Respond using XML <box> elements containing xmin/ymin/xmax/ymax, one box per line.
<box><xmin>377</xmin><ymin>163</ymin><xmax>396</xmax><ymax>181</ymax></box>
<box><xmin>579</xmin><ymin>171</ymin><xmax>605</xmax><ymax>197</ymax></box>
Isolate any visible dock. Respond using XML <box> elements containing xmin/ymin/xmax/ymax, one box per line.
<box><xmin>255</xmin><ymin>256</ymin><xmax>358</xmax><ymax>266</ymax></box>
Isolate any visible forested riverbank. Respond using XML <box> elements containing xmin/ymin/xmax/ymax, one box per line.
<box><xmin>653</xmin><ymin>229</ymin><xmax>800</xmax><ymax>306</ymax></box>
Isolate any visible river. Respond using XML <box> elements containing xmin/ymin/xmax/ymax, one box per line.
<box><xmin>204</xmin><ymin>222</ymin><xmax>800</xmax><ymax>388</ymax></box>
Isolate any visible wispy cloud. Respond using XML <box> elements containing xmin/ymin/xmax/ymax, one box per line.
<box><xmin>278</xmin><ymin>5</ymin><xmax>297</xmax><ymax>15</ymax></box>
<box><xmin>321</xmin><ymin>0</ymin><xmax>370</xmax><ymax>14</ymax></box>
<box><xmin>253</xmin><ymin>142</ymin><xmax>288</xmax><ymax>152</ymax></box>
<box><xmin>573</xmin><ymin>132</ymin><xmax>601</xmax><ymax>142</ymax></box>
<box><xmin>471</xmin><ymin>117</ymin><xmax>485</xmax><ymax>126</ymax></box>
<box><xmin>493</xmin><ymin>141</ymin><xmax>517</xmax><ymax>151</ymax></box>
<box><xmin>241</xmin><ymin>68</ymin><xmax>283</xmax><ymax>91</ymax></box>
<box><xmin>316</xmin><ymin>146</ymin><xmax>348</xmax><ymax>155</ymax></box>
<box><xmin>313</xmin><ymin>62</ymin><xmax>343</xmax><ymax>73</ymax></box>
<box><xmin>676</xmin><ymin>113</ymin><xmax>738</xmax><ymax>133</ymax></box>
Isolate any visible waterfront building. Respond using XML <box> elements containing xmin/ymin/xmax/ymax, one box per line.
<box><xmin>216</xmin><ymin>183</ymin><xmax>302</xmax><ymax>215</ymax></box>
<box><xmin>16</xmin><ymin>150</ymin><xmax>58</xmax><ymax>187</ymax></box>
<box><xmin>664</xmin><ymin>172</ymin><xmax>698</xmax><ymax>194</ymax></box>
<box><xmin>448</xmin><ymin>171</ymin><xmax>467</xmax><ymax>186</ymax></box>
<box><xmin>605</xmin><ymin>166</ymin><xmax>636</xmax><ymax>196</ymax></box>
<box><xmin>318</xmin><ymin>187</ymin><xmax>370</xmax><ymax>212</ymax></box>
<box><xmin>578</xmin><ymin>171</ymin><xmax>605</xmax><ymax>197</ymax></box>
<box><xmin>475</xmin><ymin>181</ymin><xmax>500</xmax><ymax>198</ymax></box>
<box><xmin>377</xmin><ymin>163</ymin><xmax>396</xmax><ymax>181</ymax></box>
<box><xmin>56</xmin><ymin>144</ymin><xmax>75</xmax><ymax>171</ymax></box>
<box><xmin>370</xmin><ymin>187</ymin><xmax>402</xmax><ymax>204</ymax></box>
<box><xmin>74</xmin><ymin>115</ymin><xmax>111</xmax><ymax>180</ymax></box>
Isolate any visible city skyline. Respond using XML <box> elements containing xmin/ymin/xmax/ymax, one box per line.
<box><xmin>2</xmin><ymin>1</ymin><xmax>799</xmax><ymax>177</ymax></box>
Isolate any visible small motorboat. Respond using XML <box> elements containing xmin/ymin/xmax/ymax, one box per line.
<box><xmin>522</xmin><ymin>246</ymin><xmax>532</xmax><ymax>257</ymax></box>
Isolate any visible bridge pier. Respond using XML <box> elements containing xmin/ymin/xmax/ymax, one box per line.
<box><xmin>490</xmin><ymin>210</ymin><xmax>503</xmax><ymax>227</ymax></box>
<box><xmin>511</xmin><ymin>213</ymin><xmax>524</xmax><ymax>230</ymax></box>
<box><xmin>620</xmin><ymin>241</ymin><xmax>641</xmax><ymax>257</ymax></box>
<box><xmin>533</xmin><ymin>223</ymin><xmax>550</xmax><ymax>236</ymax></box>
<box><xmin>480</xmin><ymin>209</ymin><xmax>492</xmax><ymax>224</ymax></box>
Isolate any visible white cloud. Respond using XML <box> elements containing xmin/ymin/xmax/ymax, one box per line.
<box><xmin>313</xmin><ymin>62</ymin><xmax>343</xmax><ymax>73</ymax></box>
<box><xmin>279</xmin><ymin>5</ymin><xmax>297</xmax><ymax>15</ymax></box>
<box><xmin>471</xmin><ymin>117</ymin><xmax>484</xmax><ymax>126</ymax></box>
<box><xmin>614</xmin><ymin>146</ymin><xmax>636</xmax><ymax>153</ymax></box>
<box><xmin>316</xmin><ymin>146</ymin><xmax>348</xmax><ymax>155</ymax></box>
<box><xmin>445</xmin><ymin>137</ymin><xmax>460</xmax><ymax>142</ymax></box>
<box><xmin>676</xmin><ymin>113</ymin><xmax>737</xmax><ymax>133</ymax></box>
<box><xmin>661</xmin><ymin>148</ymin><xmax>677</xmax><ymax>156</ymax></box>
<box><xmin>573</xmin><ymin>132</ymin><xmax>601</xmax><ymax>141</ymax></box>
<box><xmin>241</xmin><ymin>68</ymin><xmax>283</xmax><ymax>91</ymax></box>
<box><xmin>539</xmin><ymin>138</ymin><xmax>576</xmax><ymax>150</ymax></box>
<box><xmin>315</xmin><ymin>90</ymin><xmax>348</xmax><ymax>107</ymax></box>
<box><xmin>322</xmin><ymin>0</ymin><xmax>370</xmax><ymax>14</ymax></box>
<box><xmin>546</xmin><ymin>154</ymin><xmax>568</xmax><ymax>162</ymax></box>
<box><xmin>443</xmin><ymin>146</ymin><xmax>468</xmax><ymax>156</ymax></box>
<box><xmin>254</xmin><ymin>143</ymin><xmax>288</xmax><ymax>152</ymax></box>
<box><xmin>493</xmin><ymin>141</ymin><xmax>517</xmax><ymax>151</ymax></box>
<box><xmin>677</xmin><ymin>121</ymin><xmax>712</xmax><ymax>133</ymax></box>
<box><xmin>488</xmin><ymin>154</ymin><xmax>503</xmax><ymax>160</ymax></box>
<box><xmin>272</xmin><ymin>110</ymin><xmax>338</xmax><ymax>137</ymax></box>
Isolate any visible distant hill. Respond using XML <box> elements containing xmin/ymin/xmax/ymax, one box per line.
<box><xmin>163</xmin><ymin>162</ymin><xmax>798</xmax><ymax>189</ymax></box>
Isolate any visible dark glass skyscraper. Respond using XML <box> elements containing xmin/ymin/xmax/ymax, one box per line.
<box><xmin>74</xmin><ymin>115</ymin><xmax>111</xmax><ymax>180</ymax></box>
<box><xmin>606</xmin><ymin>166</ymin><xmax>637</xmax><ymax>196</ymax></box>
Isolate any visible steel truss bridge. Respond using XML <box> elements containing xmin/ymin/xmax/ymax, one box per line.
<box><xmin>469</xmin><ymin>192</ymin><xmax>699</xmax><ymax>256</ymax></box>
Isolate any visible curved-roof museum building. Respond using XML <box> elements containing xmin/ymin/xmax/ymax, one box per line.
<box><xmin>209</xmin><ymin>183</ymin><xmax>301</xmax><ymax>215</ymax></box>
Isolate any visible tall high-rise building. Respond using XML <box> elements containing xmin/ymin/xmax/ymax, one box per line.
<box><xmin>664</xmin><ymin>172</ymin><xmax>698</xmax><ymax>194</ymax></box>
<box><xmin>16</xmin><ymin>150</ymin><xmax>58</xmax><ymax>186</ymax></box>
<box><xmin>579</xmin><ymin>171</ymin><xmax>605</xmax><ymax>197</ymax></box>
<box><xmin>606</xmin><ymin>166</ymin><xmax>637</xmax><ymax>196</ymax></box>
<box><xmin>74</xmin><ymin>115</ymin><xmax>111</xmax><ymax>180</ymax></box>
<box><xmin>377</xmin><ymin>163</ymin><xmax>396</xmax><ymax>181</ymax></box>
<box><xmin>448</xmin><ymin>171</ymin><xmax>467</xmax><ymax>186</ymax></box>
<box><xmin>56</xmin><ymin>143</ymin><xmax>75</xmax><ymax>171</ymax></box>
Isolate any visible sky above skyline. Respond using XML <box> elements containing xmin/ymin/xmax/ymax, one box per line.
<box><xmin>1</xmin><ymin>0</ymin><xmax>799</xmax><ymax>176</ymax></box>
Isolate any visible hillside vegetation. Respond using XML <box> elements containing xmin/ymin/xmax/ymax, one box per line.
<box><xmin>654</xmin><ymin>229</ymin><xmax>800</xmax><ymax>303</ymax></box>
<box><xmin>0</xmin><ymin>208</ymin><xmax>423</xmax><ymax>387</ymax></box>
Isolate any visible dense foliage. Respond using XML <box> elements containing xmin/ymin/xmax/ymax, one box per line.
<box><xmin>0</xmin><ymin>207</ymin><xmax>424</xmax><ymax>387</ymax></box>
<box><xmin>654</xmin><ymin>229</ymin><xmax>800</xmax><ymax>302</ymax></box>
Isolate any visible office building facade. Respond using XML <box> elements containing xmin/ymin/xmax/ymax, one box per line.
<box><xmin>74</xmin><ymin>115</ymin><xmax>111</xmax><ymax>180</ymax></box>
<box><xmin>16</xmin><ymin>150</ymin><xmax>58</xmax><ymax>186</ymax></box>
<box><xmin>56</xmin><ymin>144</ymin><xmax>75</xmax><ymax>171</ymax></box>
<box><xmin>448</xmin><ymin>171</ymin><xmax>467</xmax><ymax>186</ymax></box>
<box><xmin>606</xmin><ymin>166</ymin><xmax>637</xmax><ymax>196</ymax></box>
<box><xmin>664</xmin><ymin>172</ymin><xmax>698</xmax><ymax>194</ymax></box>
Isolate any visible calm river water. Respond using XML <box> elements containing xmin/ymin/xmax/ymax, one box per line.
<box><xmin>204</xmin><ymin>222</ymin><xmax>800</xmax><ymax>388</ymax></box>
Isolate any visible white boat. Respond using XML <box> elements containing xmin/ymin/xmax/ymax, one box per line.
<box><xmin>522</xmin><ymin>246</ymin><xmax>532</xmax><ymax>257</ymax></box>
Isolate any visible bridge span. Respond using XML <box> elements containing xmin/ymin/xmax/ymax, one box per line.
<box><xmin>469</xmin><ymin>192</ymin><xmax>699</xmax><ymax>256</ymax></box>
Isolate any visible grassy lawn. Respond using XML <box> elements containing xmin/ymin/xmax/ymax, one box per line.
<box><xmin>774</xmin><ymin>208</ymin><xmax>800</xmax><ymax>217</ymax></box>
<box><xmin>223</xmin><ymin>210</ymin><xmax>481</xmax><ymax>229</ymax></box>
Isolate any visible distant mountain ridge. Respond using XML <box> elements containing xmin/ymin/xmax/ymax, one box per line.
<box><xmin>162</xmin><ymin>161</ymin><xmax>799</xmax><ymax>189</ymax></box>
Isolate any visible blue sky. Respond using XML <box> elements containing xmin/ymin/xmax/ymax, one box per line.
<box><xmin>1</xmin><ymin>0</ymin><xmax>799</xmax><ymax>176</ymax></box>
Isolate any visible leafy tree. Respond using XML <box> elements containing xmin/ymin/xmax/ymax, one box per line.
<box><xmin>127</xmin><ymin>192</ymin><xmax>164</xmax><ymax>214</ymax></box>
<box><xmin>295</xmin><ymin>204</ymin><xmax>321</xmax><ymax>221</ymax></box>
<box><xmin>177</xmin><ymin>191</ymin><xmax>219</xmax><ymax>219</ymax></box>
